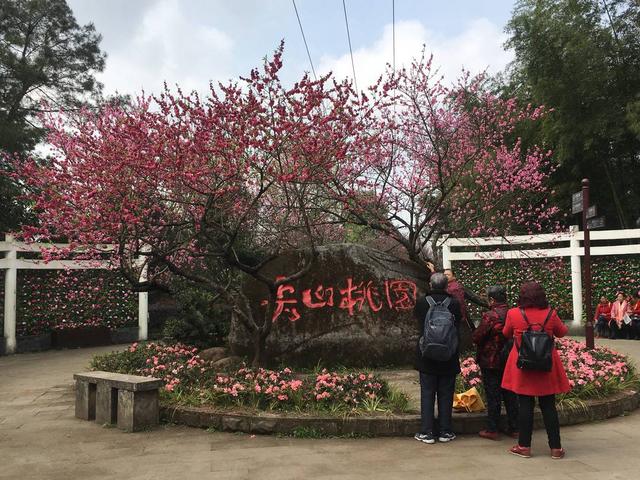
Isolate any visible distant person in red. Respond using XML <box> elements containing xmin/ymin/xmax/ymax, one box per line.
<box><xmin>502</xmin><ymin>281</ymin><xmax>570</xmax><ymax>460</ymax></box>
<box><xmin>594</xmin><ymin>296</ymin><xmax>612</xmax><ymax>338</ymax></box>
<box><xmin>443</xmin><ymin>268</ymin><xmax>488</xmax><ymax>331</ymax></box>
<box><xmin>630</xmin><ymin>293</ymin><xmax>640</xmax><ymax>340</ymax></box>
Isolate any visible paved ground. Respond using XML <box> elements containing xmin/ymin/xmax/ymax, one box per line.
<box><xmin>1</xmin><ymin>338</ymin><xmax>640</xmax><ymax>480</ymax></box>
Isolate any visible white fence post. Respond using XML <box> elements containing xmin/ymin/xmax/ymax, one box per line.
<box><xmin>3</xmin><ymin>234</ymin><xmax>17</xmax><ymax>354</ymax></box>
<box><xmin>442</xmin><ymin>242</ymin><xmax>452</xmax><ymax>270</ymax></box>
<box><xmin>569</xmin><ymin>225</ymin><xmax>583</xmax><ymax>326</ymax></box>
<box><xmin>137</xmin><ymin>249</ymin><xmax>149</xmax><ymax>341</ymax></box>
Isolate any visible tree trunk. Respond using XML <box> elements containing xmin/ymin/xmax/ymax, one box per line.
<box><xmin>603</xmin><ymin>161</ymin><xmax>628</xmax><ymax>228</ymax></box>
<box><xmin>250</xmin><ymin>330</ymin><xmax>268</xmax><ymax>367</ymax></box>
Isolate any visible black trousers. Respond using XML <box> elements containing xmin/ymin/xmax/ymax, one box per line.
<box><xmin>518</xmin><ymin>394</ymin><xmax>561</xmax><ymax>449</ymax></box>
<box><xmin>595</xmin><ymin>315</ymin><xmax>609</xmax><ymax>337</ymax></box>
<box><xmin>481</xmin><ymin>368</ymin><xmax>519</xmax><ymax>432</ymax></box>
<box><xmin>419</xmin><ymin>372</ymin><xmax>456</xmax><ymax>434</ymax></box>
<box><xmin>609</xmin><ymin>322</ymin><xmax>623</xmax><ymax>339</ymax></box>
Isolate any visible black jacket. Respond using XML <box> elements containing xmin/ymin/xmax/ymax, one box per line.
<box><xmin>413</xmin><ymin>290</ymin><xmax>462</xmax><ymax>375</ymax></box>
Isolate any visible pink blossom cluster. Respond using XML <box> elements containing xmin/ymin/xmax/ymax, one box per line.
<box><xmin>460</xmin><ymin>338</ymin><xmax>633</xmax><ymax>397</ymax></box>
<box><xmin>132</xmin><ymin>342</ymin><xmax>207</xmax><ymax>392</ymax></box>
<box><xmin>460</xmin><ymin>357</ymin><xmax>483</xmax><ymax>388</ymax></box>
<box><xmin>211</xmin><ymin>367</ymin><xmax>303</xmax><ymax>404</ymax></box>
<box><xmin>313</xmin><ymin>369</ymin><xmax>384</xmax><ymax>405</ymax></box>
<box><xmin>205</xmin><ymin>366</ymin><xmax>387</xmax><ymax>410</ymax></box>
<box><xmin>555</xmin><ymin>338</ymin><xmax>631</xmax><ymax>391</ymax></box>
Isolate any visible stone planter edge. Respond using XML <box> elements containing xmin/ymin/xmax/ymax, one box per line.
<box><xmin>160</xmin><ymin>388</ymin><xmax>639</xmax><ymax>437</ymax></box>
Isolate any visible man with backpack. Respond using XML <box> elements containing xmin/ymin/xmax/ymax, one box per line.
<box><xmin>413</xmin><ymin>272</ymin><xmax>462</xmax><ymax>444</ymax></box>
<box><xmin>471</xmin><ymin>285</ymin><xmax>519</xmax><ymax>440</ymax></box>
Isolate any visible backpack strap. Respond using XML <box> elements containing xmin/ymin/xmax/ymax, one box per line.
<box><xmin>441</xmin><ymin>297</ymin><xmax>451</xmax><ymax>308</ymax></box>
<box><xmin>426</xmin><ymin>296</ymin><xmax>436</xmax><ymax>307</ymax></box>
<box><xmin>542</xmin><ymin>308</ymin><xmax>554</xmax><ymax>328</ymax></box>
<box><xmin>521</xmin><ymin>307</ymin><xmax>554</xmax><ymax>331</ymax></box>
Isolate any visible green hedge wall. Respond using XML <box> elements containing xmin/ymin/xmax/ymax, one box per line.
<box><xmin>455</xmin><ymin>256</ymin><xmax>640</xmax><ymax>322</ymax></box>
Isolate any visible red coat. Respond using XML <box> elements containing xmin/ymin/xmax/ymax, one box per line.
<box><xmin>447</xmin><ymin>280</ymin><xmax>467</xmax><ymax>321</ymax></box>
<box><xmin>501</xmin><ymin>307</ymin><xmax>571</xmax><ymax>396</ymax></box>
<box><xmin>594</xmin><ymin>302</ymin><xmax>612</xmax><ymax>321</ymax></box>
<box><xmin>632</xmin><ymin>301</ymin><xmax>640</xmax><ymax>316</ymax></box>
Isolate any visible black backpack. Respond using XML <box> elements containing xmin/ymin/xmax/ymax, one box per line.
<box><xmin>516</xmin><ymin>308</ymin><xmax>554</xmax><ymax>372</ymax></box>
<box><xmin>419</xmin><ymin>296</ymin><xmax>458</xmax><ymax>361</ymax></box>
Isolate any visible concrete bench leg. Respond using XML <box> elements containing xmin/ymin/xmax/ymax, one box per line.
<box><xmin>75</xmin><ymin>380</ymin><xmax>96</xmax><ymax>420</ymax></box>
<box><xmin>117</xmin><ymin>389</ymin><xmax>159</xmax><ymax>432</ymax></box>
<box><xmin>96</xmin><ymin>382</ymin><xmax>118</xmax><ymax>425</ymax></box>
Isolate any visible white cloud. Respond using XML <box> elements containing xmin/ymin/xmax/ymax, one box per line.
<box><xmin>99</xmin><ymin>0</ymin><xmax>234</xmax><ymax>96</ymax></box>
<box><xmin>318</xmin><ymin>19</ymin><xmax>513</xmax><ymax>90</ymax></box>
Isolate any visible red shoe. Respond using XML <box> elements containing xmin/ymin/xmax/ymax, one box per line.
<box><xmin>509</xmin><ymin>445</ymin><xmax>531</xmax><ymax>458</ymax></box>
<box><xmin>479</xmin><ymin>430</ymin><xmax>499</xmax><ymax>440</ymax></box>
<box><xmin>551</xmin><ymin>448</ymin><xmax>565</xmax><ymax>459</ymax></box>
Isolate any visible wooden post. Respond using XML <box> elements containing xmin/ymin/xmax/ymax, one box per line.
<box><xmin>582</xmin><ymin>179</ymin><xmax>594</xmax><ymax>349</ymax></box>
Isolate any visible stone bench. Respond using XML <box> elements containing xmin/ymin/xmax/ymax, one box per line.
<box><xmin>74</xmin><ymin>371</ymin><xmax>163</xmax><ymax>432</ymax></box>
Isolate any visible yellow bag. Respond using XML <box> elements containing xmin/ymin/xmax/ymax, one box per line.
<box><xmin>453</xmin><ymin>387</ymin><xmax>485</xmax><ymax>412</ymax></box>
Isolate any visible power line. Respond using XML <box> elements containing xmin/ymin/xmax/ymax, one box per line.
<box><xmin>292</xmin><ymin>0</ymin><xmax>317</xmax><ymax>81</ymax></box>
<box><xmin>392</xmin><ymin>0</ymin><xmax>396</xmax><ymax>73</ymax></box>
<box><xmin>342</xmin><ymin>0</ymin><xmax>358</xmax><ymax>93</ymax></box>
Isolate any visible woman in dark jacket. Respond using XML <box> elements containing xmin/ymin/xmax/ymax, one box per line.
<box><xmin>502</xmin><ymin>281</ymin><xmax>570</xmax><ymax>460</ymax></box>
<box><xmin>472</xmin><ymin>285</ymin><xmax>518</xmax><ymax>440</ymax></box>
<box><xmin>413</xmin><ymin>272</ymin><xmax>462</xmax><ymax>445</ymax></box>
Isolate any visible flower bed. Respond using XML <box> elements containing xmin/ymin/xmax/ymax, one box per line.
<box><xmin>458</xmin><ymin>338</ymin><xmax>638</xmax><ymax>404</ymax></box>
<box><xmin>91</xmin><ymin>343</ymin><xmax>409</xmax><ymax>414</ymax></box>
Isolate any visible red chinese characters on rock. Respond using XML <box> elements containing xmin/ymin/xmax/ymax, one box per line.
<box><xmin>262</xmin><ymin>278</ymin><xmax>418</xmax><ymax>322</ymax></box>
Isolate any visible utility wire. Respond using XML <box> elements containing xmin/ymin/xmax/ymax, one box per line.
<box><xmin>292</xmin><ymin>0</ymin><xmax>318</xmax><ymax>81</ymax></box>
<box><xmin>342</xmin><ymin>0</ymin><xmax>358</xmax><ymax>93</ymax></box>
<box><xmin>392</xmin><ymin>0</ymin><xmax>396</xmax><ymax>73</ymax></box>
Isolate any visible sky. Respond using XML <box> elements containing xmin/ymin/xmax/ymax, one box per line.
<box><xmin>67</xmin><ymin>0</ymin><xmax>518</xmax><ymax>96</ymax></box>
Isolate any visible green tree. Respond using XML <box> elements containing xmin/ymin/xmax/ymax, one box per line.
<box><xmin>503</xmin><ymin>0</ymin><xmax>640</xmax><ymax>228</ymax></box>
<box><xmin>0</xmin><ymin>0</ymin><xmax>105</xmax><ymax>233</ymax></box>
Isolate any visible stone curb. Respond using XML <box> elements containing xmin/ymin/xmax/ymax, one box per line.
<box><xmin>160</xmin><ymin>389</ymin><xmax>639</xmax><ymax>436</ymax></box>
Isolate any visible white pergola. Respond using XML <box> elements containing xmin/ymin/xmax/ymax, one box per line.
<box><xmin>1</xmin><ymin>235</ymin><xmax>149</xmax><ymax>354</ymax></box>
<box><xmin>441</xmin><ymin>226</ymin><xmax>640</xmax><ymax>326</ymax></box>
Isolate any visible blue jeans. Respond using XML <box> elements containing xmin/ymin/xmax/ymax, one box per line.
<box><xmin>419</xmin><ymin>372</ymin><xmax>456</xmax><ymax>434</ymax></box>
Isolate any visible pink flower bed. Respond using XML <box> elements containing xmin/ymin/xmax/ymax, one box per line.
<box><xmin>131</xmin><ymin>342</ymin><xmax>207</xmax><ymax>392</ymax></box>
<box><xmin>313</xmin><ymin>369</ymin><xmax>384</xmax><ymax>405</ymax></box>
<box><xmin>209</xmin><ymin>367</ymin><xmax>388</xmax><ymax>411</ymax></box>
<box><xmin>92</xmin><ymin>342</ymin><xmax>398</xmax><ymax>412</ymax></box>
<box><xmin>459</xmin><ymin>338</ymin><xmax>636</xmax><ymax>399</ymax></box>
<box><xmin>211</xmin><ymin>367</ymin><xmax>304</xmax><ymax>407</ymax></box>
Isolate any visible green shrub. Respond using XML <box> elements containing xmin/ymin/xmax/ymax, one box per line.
<box><xmin>162</xmin><ymin>281</ymin><xmax>230</xmax><ymax>348</ymax></box>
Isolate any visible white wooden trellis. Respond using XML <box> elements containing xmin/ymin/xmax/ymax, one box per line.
<box><xmin>1</xmin><ymin>234</ymin><xmax>148</xmax><ymax>354</ymax></box>
<box><xmin>441</xmin><ymin>226</ymin><xmax>640</xmax><ymax>326</ymax></box>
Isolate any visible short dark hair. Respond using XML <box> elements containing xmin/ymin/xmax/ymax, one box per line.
<box><xmin>487</xmin><ymin>285</ymin><xmax>507</xmax><ymax>303</ymax></box>
<box><xmin>430</xmin><ymin>272</ymin><xmax>448</xmax><ymax>291</ymax></box>
<box><xmin>517</xmin><ymin>281</ymin><xmax>549</xmax><ymax>309</ymax></box>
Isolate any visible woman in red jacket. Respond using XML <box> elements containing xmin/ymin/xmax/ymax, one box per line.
<box><xmin>502</xmin><ymin>281</ymin><xmax>570</xmax><ymax>459</ymax></box>
<box><xmin>594</xmin><ymin>296</ymin><xmax>612</xmax><ymax>338</ymax></box>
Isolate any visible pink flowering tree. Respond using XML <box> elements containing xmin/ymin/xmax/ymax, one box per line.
<box><xmin>15</xmin><ymin>45</ymin><xmax>384</xmax><ymax>366</ymax></box>
<box><xmin>328</xmin><ymin>54</ymin><xmax>559</xmax><ymax>264</ymax></box>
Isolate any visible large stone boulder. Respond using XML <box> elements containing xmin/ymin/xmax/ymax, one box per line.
<box><xmin>229</xmin><ymin>244</ymin><xmax>432</xmax><ymax>367</ymax></box>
